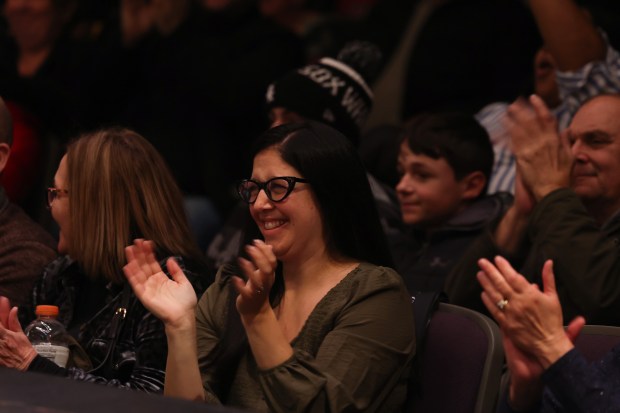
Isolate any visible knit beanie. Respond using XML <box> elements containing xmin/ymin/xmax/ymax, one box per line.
<box><xmin>265</xmin><ymin>42</ymin><xmax>381</xmax><ymax>144</ymax></box>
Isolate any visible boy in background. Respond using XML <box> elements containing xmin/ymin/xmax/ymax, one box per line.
<box><xmin>396</xmin><ymin>112</ymin><xmax>510</xmax><ymax>294</ymax></box>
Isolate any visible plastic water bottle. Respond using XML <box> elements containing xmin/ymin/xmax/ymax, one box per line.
<box><xmin>25</xmin><ymin>305</ymin><xmax>70</xmax><ymax>368</ymax></box>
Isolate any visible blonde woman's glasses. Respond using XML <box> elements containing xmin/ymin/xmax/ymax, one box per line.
<box><xmin>46</xmin><ymin>187</ymin><xmax>69</xmax><ymax>209</ymax></box>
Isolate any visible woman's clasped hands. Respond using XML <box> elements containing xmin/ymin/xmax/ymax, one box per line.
<box><xmin>0</xmin><ymin>296</ymin><xmax>37</xmax><ymax>371</ymax></box>
<box><xmin>232</xmin><ymin>239</ymin><xmax>277</xmax><ymax>319</ymax></box>
<box><xmin>476</xmin><ymin>257</ymin><xmax>582</xmax><ymax>368</ymax></box>
<box><xmin>476</xmin><ymin>256</ymin><xmax>585</xmax><ymax>410</ymax></box>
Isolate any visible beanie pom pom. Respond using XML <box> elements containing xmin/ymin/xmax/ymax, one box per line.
<box><xmin>336</xmin><ymin>41</ymin><xmax>382</xmax><ymax>85</ymax></box>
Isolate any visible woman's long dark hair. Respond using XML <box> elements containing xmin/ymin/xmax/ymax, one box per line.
<box><xmin>249</xmin><ymin>121</ymin><xmax>393</xmax><ymax>268</ymax></box>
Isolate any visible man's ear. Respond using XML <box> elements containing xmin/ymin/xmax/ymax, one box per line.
<box><xmin>459</xmin><ymin>170</ymin><xmax>487</xmax><ymax>201</ymax></box>
<box><xmin>0</xmin><ymin>143</ymin><xmax>10</xmax><ymax>174</ymax></box>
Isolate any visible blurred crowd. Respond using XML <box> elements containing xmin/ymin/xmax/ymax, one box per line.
<box><xmin>0</xmin><ymin>0</ymin><xmax>620</xmax><ymax>412</ymax></box>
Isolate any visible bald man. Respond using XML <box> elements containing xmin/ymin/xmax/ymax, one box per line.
<box><xmin>446</xmin><ymin>94</ymin><xmax>620</xmax><ymax>326</ymax></box>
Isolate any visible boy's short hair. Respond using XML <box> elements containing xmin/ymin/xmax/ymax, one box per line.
<box><xmin>403</xmin><ymin>112</ymin><xmax>494</xmax><ymax>194</ymax></box>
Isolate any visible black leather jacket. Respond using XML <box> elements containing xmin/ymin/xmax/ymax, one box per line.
<box><xmin>24</xmin><ymin>254</ymin><xmax>211</xmax><ymax>393</ymax></box>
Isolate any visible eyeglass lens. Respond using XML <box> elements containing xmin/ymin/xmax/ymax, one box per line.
<box><xmin>47</xmin><ymin>188</ymin><xmax>66</xmax><ymax>208</ymax></box>
<box><xmin>238</xmin><ymin>177</ymin><xmax>296</xmax><ymax>203</ymax></box>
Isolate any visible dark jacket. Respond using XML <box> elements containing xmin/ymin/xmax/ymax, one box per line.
<box><xmin>401</xmin><ymin>192</ymin><xmax>512</xmax><ymax>295</ymax></box>
<box><xmin>0</xmin><ymin>187</ymin><xmax>57</xmax><ymax>307</ymax></box>
<box><xmin>25</xmin><ymin>255</ymin><xmax>211</xmax><ymax>393</ymax></box>
<box><xmin>445</xmin><ymin>188</ymin><xmax>620</xmax><ymax>326</ymax></box>
<box><xmin>498</xmin><ymin>346</ymin><xmax>620</xmax><ymax>413</ymax></box>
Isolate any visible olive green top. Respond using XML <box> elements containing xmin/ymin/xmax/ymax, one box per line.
<box><xmin>196</xmin><ymin>262</ymin><xmax>416</xmax><ymax>412</ymax></box>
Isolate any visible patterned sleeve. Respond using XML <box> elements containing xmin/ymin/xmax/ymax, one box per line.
<box><xmin>475</xmin><ymin>102</ymin><xmax>516</xmax><ymax>195</ymax></box>
<box><xmin>540</xmin><ymin>346</ymin><xmax>620</xmax><ymax>412</ymax></box>
<box><xmin>557</xmin><ymin>32</ymin><xmax>620</xmax><ymax>125</ymax></box>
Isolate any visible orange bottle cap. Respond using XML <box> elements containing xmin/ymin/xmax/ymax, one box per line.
<box><xmin>35</xmin><ymin>305</ymin><xmax>60</xmax><ymax>317</ymax></box>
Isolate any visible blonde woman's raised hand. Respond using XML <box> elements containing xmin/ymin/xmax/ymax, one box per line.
<box><xmin>124</xmin><ymin>239</ymin><xmax>197</xmax><ymax>330</ymax></box>
<box><xmin>232</xmin><ymin>239</ymin><xmax>277</xmax><ymax>319</ymax></box>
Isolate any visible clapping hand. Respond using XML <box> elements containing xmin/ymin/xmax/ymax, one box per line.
<box><xmin>123</xmin><ymin>239</ymin><xmax>197</xmax><ymax>330</ymax></box>
<box><xmin>477</xmin><ymin>257</ymin><xmax>584</xmax><ymax>410</ymax></box>
<box><xmin>232</xmin><ymin>240</ymin><xmax>277</xmax><ymax>319</ymax></box>
<box><xmin>477</xmin><ymin>257</ymin><xmax>576</xmax><ymax>362</ymax></box>
<box><xmin>0</xmin><ymin>296</ymin><xmax>37</xmax><ymax>371</ymax></box>
<box><xmin>506</xmin><ymin>95</ymin><xmax>572</xmax><ymax>201</ymax></box>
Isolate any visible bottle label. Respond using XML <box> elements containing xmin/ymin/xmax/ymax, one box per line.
<box><xmin>33</xmin><ymin>343</ymin><xmax>70</xmax><ymax>368</ymax></box>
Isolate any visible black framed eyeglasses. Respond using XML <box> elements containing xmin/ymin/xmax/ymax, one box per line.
<box><xmin>46</xmin><ymin>187</ymin><xmax>69</xmax><ymax>209</ymax></box>
<box><xmin>237</xmin><ymin>176</ymin><xmax>309</xmax><ymax>204</ymax></box>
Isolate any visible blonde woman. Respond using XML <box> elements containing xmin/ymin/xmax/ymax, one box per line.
<box><xmin>0</xmin><ymin>128</ymin><xmax>210</xmax><ymax>392</ymax></box>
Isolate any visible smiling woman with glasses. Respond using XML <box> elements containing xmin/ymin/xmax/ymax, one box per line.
<box><xmin>125</xmin><ymin>121</ymin><xmax>415</xmax><ymax>412</ymax></box>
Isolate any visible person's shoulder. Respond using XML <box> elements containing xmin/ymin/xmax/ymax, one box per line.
<box><xmin>34</xmin><ymin>255</ymin><xmax>80</xmax><ymax>305</ymax></box>
<box><xmin>444</xmin><ymin>192</ymin><xmax>513</xmax><ymax>230</ymax></box>
<box><xmin>476</xmin><ymin>192</ymin><xmax>513</xmax><ymax>220</ymax></box>
<box><xmin>340</xmin><ymin>264</ymin><xmax>413</xmax><ymax>322</ymax></box>
<box><xmin>1</xmin><ymin>202</ymin><xmax>56</xmax><ymax>251</ymax></box>
<box><xmin>357</xmin><ymin>262</ymin><xmax>401</xmax><ymax>277</ymax></box>
<box><xmin>350</xmin><ymin>263</ymin><xmax>407</xmax><ymax>293</ymax></box>
<box><xmin>41</xmin><ymin>256</ymin><xmax>78</xmax><ymax>279</ymax></box>
<box><xmin>475</xmin><ymin>101</ymin><xmax>510</xmax><ymax>124</ymax></box>
<box><xmin>533</xmin><ymin>188</ymin><xmax>581</xmax><ymax>214</ymax></box>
